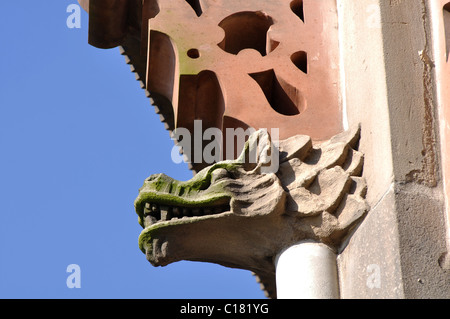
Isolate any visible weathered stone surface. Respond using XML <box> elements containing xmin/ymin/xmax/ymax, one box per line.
<box><xmin>432</xmin><ymin>1</ymin><xmax>450</xmax><ymax>266</ymax></box>
<box><xmin>339</xmin><ymin>0</ymin><xmax>450</xmax><ymax>298</ymax></box>
<box><xmin>338</xmin><ymin>186</ymin><xmax>405</xmax><ymax>299</ymax></box>
<box><xmin>338</xmin><ymin>183</ymin><xmax>450</xmax><ymax>299</ymax></box>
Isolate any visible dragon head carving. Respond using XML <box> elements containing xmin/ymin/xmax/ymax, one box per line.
<box><xmin>135</xmin><ymin>126</ymin><xmax>368</xmax><ymax>297</ymax></box>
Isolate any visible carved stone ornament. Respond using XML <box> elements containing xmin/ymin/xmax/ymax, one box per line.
<box><xmin>77</xmin><ymin>0</ymin><xmax>450</xmax><ymax>299</ymax></box>
<box><xmin>135</xmin><ymin>126</ymin><xmax>368</xmax><ymax>298</ymax></box>
<box><xmin>79</xmin><ymin>0</ymin><xmax>369</xmax><ymax>298</ymax></box>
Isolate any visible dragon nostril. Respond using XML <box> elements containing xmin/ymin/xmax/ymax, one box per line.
<box><xmin>145</xmin><ymin>175</ymin><xmax>160</xmax><ymax>182</ymax></box>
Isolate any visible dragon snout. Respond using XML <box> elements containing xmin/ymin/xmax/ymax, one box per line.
<box><xmin>141</xmin><ymin>173</ymin><xmax>178</xmax><ymax>193</ymax></box>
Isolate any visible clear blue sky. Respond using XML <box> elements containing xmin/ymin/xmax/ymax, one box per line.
<box><xmin>0</xmin><ymin>1</ymin><xmax>265</xmax><ymax>298</ymax></box>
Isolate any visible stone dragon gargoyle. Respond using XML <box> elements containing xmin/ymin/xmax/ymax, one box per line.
<box><xmin>78</xmin><ymin>0</ymin><xmax>369</xmax><ymax>298</ymax></box>
<box><xmin>135</xmin><ymin>126</ymin><xmax>368</xmax><ymax>298</ymax></box>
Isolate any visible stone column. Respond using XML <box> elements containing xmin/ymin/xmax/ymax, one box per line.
<box><xmin>275</xmin><ymin>242</ymin><xmax>339</xmax><ymax>299</ymax></box>
<box><xmin>337</xmin><ymin>0</ymin><xmax>450</xmax><ymax>298</ymax></box>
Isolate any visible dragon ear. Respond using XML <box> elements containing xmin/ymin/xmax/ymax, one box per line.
<box><xmin>278</xmin><ymin>134</ymin><xmax>313</xmax><ymax>163</ymax></box>
<box><xmin>327</xmin><ymin>124</ymin><xmax>361</xmax><ymax>149</ymax></box>
<box><xmin>237</xmin><ymin>129</ymin><xmax>279</xmax><ymax>173</ymax></box>
<box><xmin>278</xmin><ymin>125</ymin><xmax>361</xmax><ymax>163</ymax></box>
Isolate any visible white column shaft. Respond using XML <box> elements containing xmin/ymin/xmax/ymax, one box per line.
<box><xmin>275</xmin><ymin>242</ymin><xmax>339</xmax><ymax>299</ymax></box>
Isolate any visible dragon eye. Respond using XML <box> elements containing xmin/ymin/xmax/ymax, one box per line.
<box><xmin>210</xmin><ymin>168</ymin><xmax>229</xmax><ymax>183</ymax></box>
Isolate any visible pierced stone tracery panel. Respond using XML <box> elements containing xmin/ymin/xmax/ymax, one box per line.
<box><xmin>141</xmin><ymin>0</ymin><xmax>343</xmax><ymax>169</ymax></box>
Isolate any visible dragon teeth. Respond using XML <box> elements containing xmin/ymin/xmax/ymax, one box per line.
<box><xmin>143</xmin><ymin>207</ymin><xmax>151</xmax><ymax>217</ymax></box>
<box><xmin>144</xmin><ymin>215</ymin><xmax>157</xmax><ymax>226</ymax></box>
<box><xmin>172</xmin><ymin>207</ymin><xmax>181</xmax><ymax>217</ymax></box>
<box><xmin>183</xmin><ymin>208</ymin><xmax>192</xmax><ymax>216</ymax></box>
<box><xmin>143</xmin><ymin>203</ymin><xmax>152</xmax><ymax>217</ymax></box>
<box><xmin>142</xmin><ymin>202</ymin><xmax>229</xmax><ymax>225</ymax></box>
<box><xmin>160</xmin><ymin>206</ymin><xmax>172</xmax><ymax>221</ymax></box>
